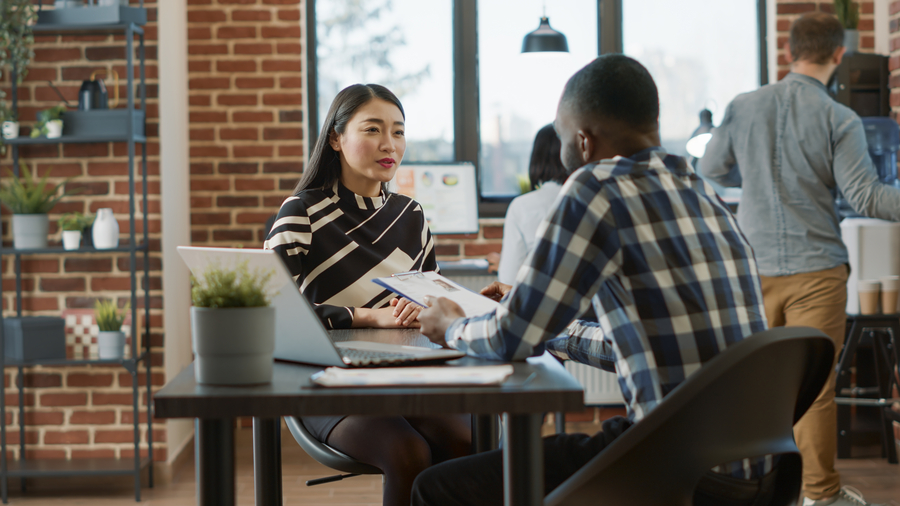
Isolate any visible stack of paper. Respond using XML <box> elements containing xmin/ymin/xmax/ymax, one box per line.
<box><xmin>311</xmin><ymin>365</ymin><xmax>514</xmax><ymax>388</ymax></box>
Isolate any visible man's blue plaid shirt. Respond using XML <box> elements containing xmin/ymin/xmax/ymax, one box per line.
<box><xmin>445</xmin><ymin>148</ymin><xmax>770</xmax><ymax>477</ymax></box>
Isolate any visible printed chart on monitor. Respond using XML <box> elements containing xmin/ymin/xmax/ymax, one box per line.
<box><xmin>392</xmin><ymin>163</ymin><xmax>479</xmax><ymax>234</ymax></box>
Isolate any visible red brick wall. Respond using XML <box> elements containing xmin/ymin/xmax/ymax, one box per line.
<box><xmin>186</xmin><ymin>0</ymin><xmax>303</xmax><ymax>247</ymax></box>
<box><xmin>0</xmin><ymin>1</ymin><xmax>164</xmax><ymax>462</ymax></box>
<box><xmin>891</xmin><ymin>2</ymin><xmax>900</xmax><ymax>120</ymax></box>
<box><xmin>775</xmin><ymin>1</ymin><xmax>876</xmax><ymax>80</ymax></box>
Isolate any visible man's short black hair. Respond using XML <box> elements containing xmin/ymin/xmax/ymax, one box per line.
<box><xmin>561</xmin><ymin>54</ymin><xmax>659</xmax><ymax>129</ymax></box>
<box><xmin>789</xmin><ymin>12</ymin><xmax>843</xmax><ymax>65</ymax></box>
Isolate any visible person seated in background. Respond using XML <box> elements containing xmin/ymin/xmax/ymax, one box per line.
<box><xmin>264</xmin><ymin>83</ymin><xmax>470</xmax><ymax>506</ymax></box>
<box><xmin>497</xmin><ymin>124</ymin><xmax>569</xmax><ymax>285</ymax></box>
<box><xmin>413</xmin><ymin>54</ymin><xmax>771</xmax><ymax>505</ymax></box>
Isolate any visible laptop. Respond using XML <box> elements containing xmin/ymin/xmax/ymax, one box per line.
<box><xmin>176</xmin><ymin>246</ymin><xmax>465</xmax><ymax>367</ymax></box>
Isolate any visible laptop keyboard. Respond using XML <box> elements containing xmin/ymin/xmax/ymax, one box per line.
<box><xmin>340</xmin><ymin>347</ymin><xmax>416</xmax><ymax>366</ymax></box>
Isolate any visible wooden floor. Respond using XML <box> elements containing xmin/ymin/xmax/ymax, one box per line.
<box><xmin>2</xmin><ymin>421</ymin><xmax>898</xmax><ymax>505</ymax></box>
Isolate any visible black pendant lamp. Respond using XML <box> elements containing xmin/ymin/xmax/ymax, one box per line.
<box><xmin>522</xmin><ymin>14</ymin><xmax>569</xmax><ymax>53</ymax></box>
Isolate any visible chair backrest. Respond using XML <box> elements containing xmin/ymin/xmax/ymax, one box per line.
<box><xmin>544</xmin><ymin>326</ymin><xmax>834</xmax><ymax>506</ymax></box>
<box><xmin>283</xmin><ymin>416</ymin><xmax>381</xmax><ymax>476</ymax></box>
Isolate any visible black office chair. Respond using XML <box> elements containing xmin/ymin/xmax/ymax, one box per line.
<box><xmin>545</xmin><ymin>326</ymin><xmax>834</xmax><ymax>506</ymax></box>
<box><xmin>284</xmin><ymin>416</ymin><xmax>382</xmax><ymax>486</ymax></box>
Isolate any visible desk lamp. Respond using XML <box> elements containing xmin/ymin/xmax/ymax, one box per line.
<box><xmin>686</xmin><ymin>109</ymin><xmax>714</xmax><ymax>158</ymax></box>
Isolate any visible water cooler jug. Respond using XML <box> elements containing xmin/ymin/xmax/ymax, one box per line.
<box><xmin>862</xmin><ymin>117</ymin><xmax>900</xmax><ymax>188</ymax></box>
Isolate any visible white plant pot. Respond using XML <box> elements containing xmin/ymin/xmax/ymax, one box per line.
<box><xmin>45</xmin><ymin>119</ymin><xmax>63</xmax><ymax>139</ymax></box>
<box><xmin>98</xmin><ymin>330</ymin><xmax>126</xmax><ymax>359</ymax></box>
<box><xmin>62</xmin><ymin>230</ymin><xmax>82</xmax><ymax>250</ymax></box>
<box><xmin>11</xmin><ymin>214</ymin><xmax>49</xmax><ymax>249</ymax></box>
<box><xmin>92</xmin><ymin>208</ymin><xmax>119</xmax><ymax>249</ymax></box>
<box><xmin>1</xmin><ymin>121</ymin><xmax>19</xmax><ymax>139</ymax></box>
<box><xmin>191</xmin><ymin>306</ymin><xmax>276</xmax><ymax>385</ymax></box>
<box><xmin>844</xmin><ymin>29</ymin><xmax>859</xmax><ymax>54</ymax></box>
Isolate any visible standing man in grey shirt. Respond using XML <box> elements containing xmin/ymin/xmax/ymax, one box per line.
<box><xmin>701</xmin><ymin>12</ymin><xmax>900</xmax><ymax>506</ymax></box>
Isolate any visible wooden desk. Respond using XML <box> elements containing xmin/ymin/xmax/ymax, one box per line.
<box><xmin>153</xmin><ymin>329</ymin><xmax>584</xmax><ymax>506</ymax></box>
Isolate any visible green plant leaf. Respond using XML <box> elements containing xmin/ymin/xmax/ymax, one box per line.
<box><xmin>94</xmin><ymin>299</ymin><xmax>130</xmax><ymax>331</ymax></box>
<box><xmin>190</xmin><ymin>261</ymin><xmax>276</xmax><ymax>308</ymax></box>
<box><xmin>0</xmin><ymin>164</ymin><xmax>81</xmax><ymax>214</ymax></box>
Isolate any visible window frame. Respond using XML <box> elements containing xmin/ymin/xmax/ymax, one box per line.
<box><xmin>305</xmin><ymin>0</ymin><xmax>768</xmax><ymax>218</ymax></box>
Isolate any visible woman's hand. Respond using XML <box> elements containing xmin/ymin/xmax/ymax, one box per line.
<box><xmin>390</xmin><ymin>297</ymin><xmax>423</xmax><ymax>326</ymax></box>
<box><xmin>352</xmin><ymin>298</ymin><xmax>423</xmax><ymax>328</ymax></box>
<box><xmin>480</xmin><ymin>281</ymin><xmax>512</xmax><ymax>302</ymax></box>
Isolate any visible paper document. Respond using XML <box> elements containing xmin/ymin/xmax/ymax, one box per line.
<box><xmin>373</xmin><ymin>271</ymin><xmax>500</xmax><ymax>317</ymax></box>
<box><xmin>311</xmin><ymin>365</ymin><xmax>514</xmax><ymax>387</ymax></box>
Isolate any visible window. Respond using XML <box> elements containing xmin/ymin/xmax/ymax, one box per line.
<box><xmin>308</xmin><ymin>0</ymin><xmax>766</xmax><ymax>211</ymax></box>
<box><xmin>314</xmin><ymin>0</ymin><xmax>454</xmax><ymax>162</ymax></box>
<box><xmin>477</xmin><ymin>0</ymin><xmax>598</xmax><ymax>196</ymax></box>
<box><xmin>622</xmin><ymin>0</ymin><xmax>763</xmax><ymax>156</ymax></box>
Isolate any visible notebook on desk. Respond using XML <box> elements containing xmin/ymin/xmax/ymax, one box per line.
<box><xmin>176</xmin><ymin>246</ymin><xmax>465</xmax><ymax>368</ymax></box>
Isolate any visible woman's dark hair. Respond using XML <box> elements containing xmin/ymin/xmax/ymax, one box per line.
<box><xmin>293</xmin><ymin>84</ymin><xmax>405</xmax><ymax>195</ymax></box>
<box><xmin>528</xmin><ymin>124</ymin><xmax>567</xmax><ymax>190</ymax></box>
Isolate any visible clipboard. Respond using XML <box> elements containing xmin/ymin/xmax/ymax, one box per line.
<box><xmin>373</xmin><ymin>271</ymin><xmax>500</xmax><ymax>317</ymax></box>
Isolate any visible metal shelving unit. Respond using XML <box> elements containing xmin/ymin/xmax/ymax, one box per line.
<box><xmin>0</xmin><ymin>11</ymin><xmax>152</xmax><ymax>504</ymax></box>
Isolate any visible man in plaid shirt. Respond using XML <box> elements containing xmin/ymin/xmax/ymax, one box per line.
<box><xmin>414</xmin><ymin>55</ymin><xmax>769</xmax><ymax>505</ymax></box>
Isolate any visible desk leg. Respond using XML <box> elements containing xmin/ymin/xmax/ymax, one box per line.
<box><xmin>502</xmin><ymin>413</ymin><xmax>543</xmax><ymax>506</ymax></box>
<box><xmin>472</xmin><ymin>414</ymin><xmax>500</xmax><ymax>453</ymax></box>
<box><xmin>253</xmin><ymin>417</ymin><xmax>283</xmax><ymax>506</ymax></box>
<box><xmin>195</xmin><ymin>419</ymin><xmax>234</xmax><ymax>506</ymax></box>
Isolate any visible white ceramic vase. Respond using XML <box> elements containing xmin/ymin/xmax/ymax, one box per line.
<box><xmin>1</xmin><ymin>121</ymin><xmax>19</xmax><ymax>139</ymax></box>
<box><xmin>62</xmin><ymin>230</ymin><xmax>82</xmax><ymax>250</ymax></box>
<box><xmin>191</xmin><ymin>306</ymin><xmax>276</xmax><ymax>385</ymax></box>
<box><xmin>45</xmin><ymin>119</ymin><xmax>63</xmax><ymax>139</ymax></box>
<box><xmin>97</xmin><ymin>330</ymin><xmax>126</xmax><ymax>359</ymax></box>
<box><xmin>11</xmin><ymin>214</ymin><xmax>49</xmax><ymax>249</ymax></box>
<box><xmin>92</xmin><ymin>208</ymin><xmax>119</xmax><ymax>249</ymax></box>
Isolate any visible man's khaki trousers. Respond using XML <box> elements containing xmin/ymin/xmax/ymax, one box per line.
<box><xmin>760</xmin><ymin>264</ymin><xmax>848</xmax><ymax>501</ymax></box>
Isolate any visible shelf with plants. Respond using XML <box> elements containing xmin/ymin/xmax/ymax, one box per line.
<box><xmin>2</xmin><ymin>134</ymin><xmax>148</xmax><ymax>145</ymax></box>
<box><xmin>0</xmin><ymin>0</ymin><xmax>152</xmax><ymax>502</ymax></box>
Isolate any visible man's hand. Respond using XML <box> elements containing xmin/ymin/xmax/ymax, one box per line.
<box><xmin>480</xmin><ymin>281</ymin><xmax>512</xmax><ymax>302</ymax></box>
<box><xmin>419</xmin><ymin>296</ymin><xmax>466</xmax><ymax>347</ymax></box>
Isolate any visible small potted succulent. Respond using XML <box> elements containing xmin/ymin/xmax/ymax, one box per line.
<box><xmin>0</xmin><ymin>102</ymin><xmax>18</xmax><ymax>141</ymax></box>
<box><xmin>58</xmin><ymin>212</ymin><xmax>92</xmax><ymax>250</ymax></box>
<box><xmin>0</xmin><ymin>164</ymin><xmax>77</xmax><ymax>249</ymax></box>
<box><xmin>94</xmin><ymin>299</ymin><xmax>130</xmax><ymax>359</ymax></box>
<box><xmin>30</xmin><ymin>104</ymin><xmax>66</xmax><ymax>139</ymax></box>
<box><xmin>190</xmin><ymin>261</ymin><xmax>276</xmax><ymax>385</ymax></box>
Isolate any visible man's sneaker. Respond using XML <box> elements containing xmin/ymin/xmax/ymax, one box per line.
<box><xmin>802</xmin><ymin>486</ymin><xmax>883</xmax><ymax>506</ymax></box>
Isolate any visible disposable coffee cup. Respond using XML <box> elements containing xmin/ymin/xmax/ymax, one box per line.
<box><xmin>881</xmin><ymin>276</ymin><xmax>900</xmax><ymax>314</ymax></box>
<box><xmin>858</xmin><ymin>279</ymin><xmax>881</xmax><ymax>315</ymax></box>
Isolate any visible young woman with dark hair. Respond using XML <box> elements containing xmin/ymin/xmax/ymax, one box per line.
<box><xmin>497</xmin><ymin>124</ymin><xmax>570</xmax><ymax>284</ymax></box>
<box><xmin>264</xmin><ymin>83</ymin><xmax>471</xmax><ymax>506</ymax></box>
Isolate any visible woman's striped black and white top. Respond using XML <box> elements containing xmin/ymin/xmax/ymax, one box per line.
<box><xmin>264</xmin><ymin>180</ymin><xmax>438</xmax><ymax>329</ymax></box>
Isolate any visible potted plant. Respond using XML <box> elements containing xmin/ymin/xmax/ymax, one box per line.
<box><xmin>59</xmin><ymin>212</ymin><xmax>92</xmax><ymax>250</ymax></box>
<box><xmin>835</xmin><ymin>0</ymin><xmax>860</xmax><ymax>53</ymax></box>
<box><xmin>0</xmin><ymin>102</ymin><xmax>17</xmax><ymax>140</ymax></box>
<box><xmin>190</xmin><ymin>260</ymin><xmax>276</xmax><ymax>385</ymax></box>
<box><xmin>94</xmin><ymin>299</ymin><xmax>130</xmax><ymax>359</ymax></box>
<box><xmin>30</xmin><ymin>105</ymin><xmax>66</xmax><ymax>139</ymax></box>
<box><xmin>0</xmin><ymin>164</ymin><xmax>77</xmax><ymax>249</ymax></box>
<box><xmin>0</xmin><ymin>0</ymin><xmax>37</xmax><ymax>150</ymax></box>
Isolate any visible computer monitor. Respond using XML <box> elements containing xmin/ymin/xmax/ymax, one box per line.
<box><xmin>391</xmin><ymin>162</ymin><xmax>479</xmax><ymax>235</ymax></box>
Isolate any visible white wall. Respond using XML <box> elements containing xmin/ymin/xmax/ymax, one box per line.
<box><xmin>158</xmin><ymin>0</ymin><xmax>193</xmax><ymax>464</ymax></box>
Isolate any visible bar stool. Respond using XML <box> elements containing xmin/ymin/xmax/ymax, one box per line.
<box><xmin>835</xmin><ymin>314</ymin><xmax>900</xmax><ymax>463</ymax></box>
